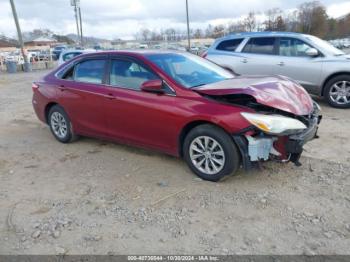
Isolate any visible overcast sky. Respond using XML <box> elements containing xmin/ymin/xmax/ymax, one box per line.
<box><xmin>0</xmin><ymin>0</ymin><xmax>349</xmax><ymax>40</ymax></box>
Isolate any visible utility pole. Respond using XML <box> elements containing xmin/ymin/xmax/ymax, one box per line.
<box><xmin>186</xmin><ymin>0</ymin><xmax>191</xmax><ymax>51</ymax></box>
<box><xmin>9</xmin><ymin>0</ymin><xmax>30</xmax><ymax>70</ymax></box>
<box><xmin>71</xmin><ymin>0</ymin><xmax>81</xmax><ymax>46</ymax></box>
<box><xmin>78</xmin><ymin>6</ymin><xmax>83</xmax><ymax>46</ymax></box>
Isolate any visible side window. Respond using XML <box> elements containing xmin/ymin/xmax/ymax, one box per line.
<box><xmin>110</xmin><ymin>59</ymin><xmax>159</xmax><ymax>90</ymax></box>
<box><xmin>243</xmin><ymin>37</ymin><xmax>276</xmax><ymax>55</ymax></box>
<box><xmin>62</xmin><ymin>66</ymin><xmax>74</xmax><ymax>80</ymax></box>
<box><xmin>216</xmin><ymin>39</ymin><xmax>243</xmax><ymax>52</ymax></box>
<box><xmin>279</xmin><ymin>38</ymin><xmax>315</xmax><ymax>57</ymax></box>
<box><xmin>74</xmin><ymin>59</ymin><xmax>106</xmax><ymax>84</ymax></box>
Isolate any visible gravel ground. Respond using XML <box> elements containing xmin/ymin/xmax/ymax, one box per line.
<box><xmin>0</xmin><ymin>70</ymin><xmax>349</xmax><ymax>255</ymax></box>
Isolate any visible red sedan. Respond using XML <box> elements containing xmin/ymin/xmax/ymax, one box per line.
<box><xmin>32</xmin><ymin>51</ymin><xmax>321</xmax><ymax>181</ymax></box>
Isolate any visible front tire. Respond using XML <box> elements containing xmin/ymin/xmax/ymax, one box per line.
<box><xmin>183</xmin><ymin>124</ymin><xmax>240</xmax><ymax>182</ymax></box>
<box><xmin>324</xmin><ymin>75</ymin><xmax>350</xmax><ymax>108</ymax></box>
<box><xmin>48</xmin><ymin>105</ymin><xmax>77</xmax><ymax>143</ymax></box>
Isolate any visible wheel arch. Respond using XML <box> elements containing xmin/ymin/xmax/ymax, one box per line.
<box><xmin>178</xmin><ymin>120</ymin><xmax>233</xmax><ymax>157</ymax></box>
<box><xmin>322</xmin><ymin>72</ymin><xmax>350</xmax><ymax>96</ymax></box>
<box><xmin>44</xmin><ymin>102</ymin><xmax>58</xmax><ymax>124</ymax></box>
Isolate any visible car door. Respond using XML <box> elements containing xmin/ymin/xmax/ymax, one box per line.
<box><xmin>275</xmin><ymin>37</ymin><xmax>323</xmax><ymax>93</ymax></box>
<box><xmin>103</xmin><ymin>57</ymin><xmax>179</xmax><ymax>153</ymax></box>
<box><xmin>57</xmin><ymin>57</ymin><xmax>112</xmax><ymax>136</ymax></box>
<box><xmin>236</xmin><ymin>37</ymin><xmax>281</xmax><ymax>75</ymax></box>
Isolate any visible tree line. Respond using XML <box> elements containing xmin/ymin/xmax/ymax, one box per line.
<box><xmin>135</xmin><ymin>1</ymin><xmax>350</xmax><ymax>41</ymax></box>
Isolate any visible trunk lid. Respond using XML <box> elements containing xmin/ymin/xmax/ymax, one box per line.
<box><xmin>193</xmin><ymin>75</ymin><xmax>314</xmax><ymax>116</ymax></box>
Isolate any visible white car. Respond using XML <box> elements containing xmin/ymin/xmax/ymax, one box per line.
<box><xmin>58</xmin><ymin>49</ymin><xmax>96</xmax><ymax>66</ymax></box>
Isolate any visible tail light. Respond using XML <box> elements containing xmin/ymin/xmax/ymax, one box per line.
<box><xmin>200</xmin><ymin>51</ymin><xmax>208</xmax><ymax>58</ymax></box>
<box><xmin>32</xmin><ymin>82</ymin><xmax>39</xmax><ymax>91</ymax></box>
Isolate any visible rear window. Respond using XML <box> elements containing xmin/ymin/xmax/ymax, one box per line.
<box><xmin>242</xmin><ymin>37</ymin><xmax>276</xmax><ymax>55</ymax></box>
<box><xmin>216</xmin><ymin>38</ymin><xmax>243</xmax><ymax>52</ymax></box>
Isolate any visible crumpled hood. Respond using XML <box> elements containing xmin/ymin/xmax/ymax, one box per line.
<box><xmin>194</xmin><ymin>75</ymin><xmax>314</xmax><ymax>115</ymax></box>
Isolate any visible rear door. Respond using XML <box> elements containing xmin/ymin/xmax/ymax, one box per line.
<box><xmin>57</xmin><ymin>56</ymin><xmax>111</xmax><ymax>136</ymax></box>
<box><xmin>206</xmin><ymin>38</ymin><xmax>245</xmax><ymax>72</ymax></box>
<box><xmin>236</xmin><ymin>37</ymin><xmax>281</xmax><ymax>75</ymax></box>
<box><xmin>275</xmin><ymin>37</ymin><xmax>323</xmax><ymax>94</ymax></box>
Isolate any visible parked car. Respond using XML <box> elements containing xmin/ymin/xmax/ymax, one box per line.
<box><xmin>52</xmin><ymin>45</ymin><xmax>68</xmax><ymax>60</ymax></box>
<box><xmin>36</xmin><ymin>50</ymin><xmax>54</xmax><ymax>61</ymax></box>
<box><xmin>32</xmin><ymin>51</ymin><xmax>321</xmax><ymax>181</ymax></box>
<box><xmin>205</xmin><ymin>32</ymin><xmax>350</xmax><ymax>108</ymax></box>
<box><xmin>58</xmin><ymin>49</ymin><xmax>95</xmax><ymax>66</ymax></box>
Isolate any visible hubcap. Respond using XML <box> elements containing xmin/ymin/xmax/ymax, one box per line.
<box><xmin>50</xmin><ymin>112</ymin><xmax>68</xmax><ymax>139</ymax></box>
<box><xmin>189</xmin><ymin>136</ymin><xmax>225</xmax><ymax>175</ymax></box>
<box><xmin>329</xmin><ymin>81</ymin><xmax>350</xmax><ymax>105</ymax></box>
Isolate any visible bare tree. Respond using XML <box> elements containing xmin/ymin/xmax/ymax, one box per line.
<box><xmin>193</xmin><ymin>28</ymin><xmax>203</xmax><ymax>39</ymax></box>
<box><xmin>298</xmin><ymin>1</ymin><xmax>328</xmax><ymax>37</ymax></box>
<box><xmin>227</xmin><ymin>21</ymin><xmax>246</xmax><ymax>33</ymax></box>
<box><xmin>140</xmin><ymin>28</ymin><xmax>151</xmax><ymax>41</ymax></box>
<box><xmin>212</xmin><ymin>25</ymin><xmax>226</xmax><ymax>38</ymax></box>
<box><xmin>244</xmin><ymin>12</ymin><xmax>256</xmax><ymax>32</ymax></box>
<box><xmin>264</xmin><ymin>8</ymin><xmax>283</xmax><ymax>31</ymax></box>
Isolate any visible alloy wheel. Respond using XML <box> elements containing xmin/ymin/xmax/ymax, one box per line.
<box><xmin>329</xmin><ymin>81</ymin><xmax>350</xmax><ymax>105</ymax></box>
<box><xmin>189</xmin><ymin>136</ymin><xmax>225</xmax><ymax>175</ymax></box>
<box><xmin>50</xmin><ymin>112</ymin><xmax>68</xmax><ymax>139</ymax></box>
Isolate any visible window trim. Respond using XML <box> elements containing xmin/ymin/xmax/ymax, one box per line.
<box><xmin>241</xmin><ymin>37</ymin><xmax>279</xmax><ymax>56</ymax></box>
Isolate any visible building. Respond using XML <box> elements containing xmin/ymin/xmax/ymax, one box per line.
<box><xmin>0</xmin><ymin>37</ymin><xmax>18</xmax><ymax>52</ymax></box>
<box><xmin>24</xmin><ymin>37</ymin><xmax>57</xmax><ymax>47</ymax></box>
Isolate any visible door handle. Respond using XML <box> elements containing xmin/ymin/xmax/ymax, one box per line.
<box><xmin>241</xmin><ymin>58</ymin><xmax>248</xmax><ymax>63</ymax></box>
<box><xmin>58</xmin><ymin>85</ymin><xmax>66</xmax><ymax>91</ymax></box>
<box><xmin>277</xmin><ymin>62</ymin><xmax>285</xmax><ymax>66</ymax></box>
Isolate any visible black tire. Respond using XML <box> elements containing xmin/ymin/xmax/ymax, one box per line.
<box><xmin>183</xmin><ymin>124</ymin><xmax>240</xmax><ymax>182</ymax></box>
<box><xmin>324</xmin><ymin>75</ymin><xmax>350</xmax><ymax>108</ymax></box>
<box><xmin>48</xmin><ymin>105</ymin><xmax>78</xmax><ymax>143</ymax></box>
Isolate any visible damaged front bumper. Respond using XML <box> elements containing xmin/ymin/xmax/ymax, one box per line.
<box><xmin>233</xmin><ymin>106</ymin><xmax>322</xmax><ymax>170</ymax></box>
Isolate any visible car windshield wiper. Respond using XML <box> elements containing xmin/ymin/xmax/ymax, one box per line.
<box><xmin>190</xmin><ymin>83</ymin><xmax>207</xmax><ymax>88</ymax></box>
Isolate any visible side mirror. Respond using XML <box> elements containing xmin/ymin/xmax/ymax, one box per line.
<box><xmin>141</xmin><ymin>79</ymin><xmax>164</xmax><ymax>94</ymax></box>
<box><xmin>305</xmin><ymin>48</ymin><xmax>319</xmax><ymax>57</ymax></box>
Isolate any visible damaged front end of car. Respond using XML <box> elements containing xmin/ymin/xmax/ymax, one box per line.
<box><xmin>231</xmin><ymin>101</ymin><xmax>322</xmax><ymax>169</ymax></box>
<box><xmin>194</xmin><ymin>76</ymin><xmax>322</xmax><ymax>169</ymax></box>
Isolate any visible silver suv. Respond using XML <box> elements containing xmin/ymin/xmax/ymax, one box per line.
<box><xmin>205</xmin><ymin>32</ymin><xmax>350</xmax><ymax>108</ymax></box>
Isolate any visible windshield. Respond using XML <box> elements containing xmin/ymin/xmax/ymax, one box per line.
<box><xmin>307</xmin><ymin>35</ymin><xmax>345</xmax><ymax>56</ymax></box>
<box><xmin>146</xmin><ymin>53</ymin><xmax>234</xmax><ymax>88</ymax></box>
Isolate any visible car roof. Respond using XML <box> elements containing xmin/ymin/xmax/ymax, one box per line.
<box><xmin>217</xmin><ymin>31</ymin><xmax>311</xmax><ymax>41</ymax></box>
<box><xmin>61</xmin><ymin>49</ymin><xmax>95</xmax><ymax>54</ymax></box>
<box><xmin>75</xmin><ymin>49</ymin><xmax>187</xmax><ymax>58</ymax></box>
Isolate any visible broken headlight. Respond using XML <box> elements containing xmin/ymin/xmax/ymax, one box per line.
<box><xmin>241</xmin><ymin>112</ymin><xmax>307</xmax><ymax>135</ymax></box>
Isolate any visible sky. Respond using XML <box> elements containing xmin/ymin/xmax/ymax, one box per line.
<box><xmin>0</xmin><ymin>0</ymin><xmax>350</xmax><ymax>40</ymax></box>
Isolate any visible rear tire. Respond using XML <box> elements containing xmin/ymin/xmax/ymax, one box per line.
<box><xmin>324</xmin><ymin>75</ymin><xmax>350</xmax><ymax>108</ymax></box>
<box><xmin>48</xmin><ymin>105</ymin><xmax>78</xmax><ymax>143</ymax></box>
<box><xmin>183</xmin><ymin>124</ymin><xmax>240</xmax><ymax>182</ymax></box>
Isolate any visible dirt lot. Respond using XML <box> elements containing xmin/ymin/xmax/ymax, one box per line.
<box><xmin>0</xmin><ymin>70</ymin><xmax>349</xmax><ymax>255</ymax></box>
